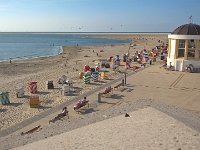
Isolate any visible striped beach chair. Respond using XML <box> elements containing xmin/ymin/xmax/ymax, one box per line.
<box><xmin>83</xmin><ymin>74</ymin><xmax>91</xmax><ymax>84</ymax></box>
<box><xmin>91</xmin><ymin>71</ymin><xmax>99</xmax><ymax>82</ymax></box>
<box><xmin>28</xmin><ymin>82</ymin><xmax>38</xmax><ymax>94</ymax></box>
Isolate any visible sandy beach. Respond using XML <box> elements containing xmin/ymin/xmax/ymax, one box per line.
<box><xmin>0</xmin><ymin>34</ymin><xmax>167</xmax><ymax>131</ymax></box>
<box><xmin>1</xmin><ymin>34</ymin><xmax>200</xmax><ymax>149</ymax></box>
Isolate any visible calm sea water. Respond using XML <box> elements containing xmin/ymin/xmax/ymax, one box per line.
<box><xmin>0</xmin><ymin>33</ymin><xmax>129</xmax><ymax>61</ymax></box>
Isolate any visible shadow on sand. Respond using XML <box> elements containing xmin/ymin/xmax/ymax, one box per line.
<box><xmin>78</xmin><ymin>108</ymin><xmax>96</xmax><ymax>115</ymax></box>
<box><xmin>0</xmin><ymin>109</ymin><xmax>7</xmax><ymax>113</ymax></box>
<box><xmin>110</xmin><ymin>94</ymin><xmax>124</xmax><ymax>99</ymax></box>
<box><xmin>37</xmin><ymin>105</ymin><xmax>52</xmax><ymax>110</ymax></box>
<box><xmin>8</xmin><ymin>102</ymin><xmax>23</xmax><ymax>107</ymax></box>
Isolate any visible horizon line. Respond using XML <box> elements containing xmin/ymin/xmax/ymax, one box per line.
<box><xmin>0</xmin><ymin>31</ymin><xmax>171</xmax><ymax>34</ymax></box>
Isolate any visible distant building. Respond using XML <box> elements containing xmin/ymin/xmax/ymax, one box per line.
<box><xmin>167</xmin><ymin>23</ymin><xmax>200</xmax><ymax>71</ymax></box>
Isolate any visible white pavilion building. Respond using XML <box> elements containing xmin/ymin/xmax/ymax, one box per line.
<box><xmin>167</xmin><ymin>23</ymin><xmax>200</xmax><ymax>71</ymax></box>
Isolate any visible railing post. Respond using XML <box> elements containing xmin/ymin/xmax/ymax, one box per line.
<box><xmin>122</xmin><ymin>79</ymin><xmax>125</xmax><ymax>86</ymax></box>
<box><xmin>124</xmin><ymin>71</ymin><xmax>127</xmax><ymax>85</ymax></box>
<box><xmin>97</xmin><ymin>92</ymin><xmax>101</xmax><ymax>103</ymax></box>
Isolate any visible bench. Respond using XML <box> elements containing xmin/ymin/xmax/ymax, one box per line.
<box><xmin>100</xmin><ymin>86</ymin><xmax>113</xmax><ymax>97</ymax></box>
<box><xmin>114</xmin><ymin>82</ymin><xmax>124</xmax><ymax>90</ymax></box>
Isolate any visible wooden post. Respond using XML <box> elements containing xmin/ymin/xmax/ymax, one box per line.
<box><xmin>98</xmin><ymin>92</ymin><xmax>101</xmax><ymax>103</ymax></box>
<box><xmin>122</xmin><ymin>79</ymin><xmax>125</xmax><ymax>86</ymax></box>
<box><xmin>124</xmin><ymin>71</ymin><xmax>126</xmax><ymax>85</ymax></box>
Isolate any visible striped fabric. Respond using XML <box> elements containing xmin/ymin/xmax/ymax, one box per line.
<box><xmin>91</xmin><ymin>72</ymin><xmax>99</xmax><ymax>81</ymax></box>
<box><xmin>28</xmin><ymin>82</ymin><xmax>38</xmax><ymax>94</ymax></box>
<box><xmin>83</xmin><ymin>74</ymin><xmax>91</xmax><ymax>84</ymax></box>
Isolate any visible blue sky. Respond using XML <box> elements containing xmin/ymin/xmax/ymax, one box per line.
<box><xmin>0</xmin><ymin>0</ymin><xmax>200</xmax><ymax>32</ymax></box>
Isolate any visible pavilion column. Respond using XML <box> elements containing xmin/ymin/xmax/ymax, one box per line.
<box><xmin>184</xmin><ymin>40</ymin><xmax>188</xmax><ymax>60</ymax></box>
<box><xmin>195</xmin><ymin>40</ymin><xmax>200</xmax><ymax>59</ymax></box>
<box><xmin>168</xmin><ymin>39</ymin><xmax>171</xmax><ymax>58</ymax></box>
<box><xmin>174</xmin><ymin>39</ymin><xmax>179</xmax><ymax>59</ymax></box>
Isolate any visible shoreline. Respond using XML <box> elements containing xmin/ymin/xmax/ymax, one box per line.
<box><xmin>0</xmin><ymin>44</ymin><xmax>127</xmax><ymax>63</ymax></box>
<box><xmin>0</xmin><ymin>46</ymin><xmax>63</xmax><ymax>63</ymax></box>
<box><xmin>0</xmin><ymin>33</ymin><xmax>130</xmax><ymax>63</ymax></box>
<box><xmin>0</xmin><ymin>33</ymin><xmax>168</xmax><ymax>63</ymax></box>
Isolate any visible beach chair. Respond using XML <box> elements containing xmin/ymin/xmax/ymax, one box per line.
<box><xmin>46</xmin><ymin>81</ymin><xmax>54</xmax><ymax>89</ymax></box>
<box><xmin>29</xmin><ymin>95</ymin><xmax>39</xmax><ymax>108</ymax></box>
<box><xmin>83</xmin><ymin>65</ymin><xmax>90</xmax><ymax>72</ymax></box>
<box><xmin>28</xmin><ymin>82</ymin><xmax>38</xmax><ymax>94</ymax></box>
<box><xmin>0</xmin><ymin>92</ymin><xmax>10</xmax><ymax>105</ymax></box>
<box><xmin>83</xmin><ymin>74</ymin><xmax>91</xmax><ymax>84</ymax></box>
<box><xmin>100</xmin><ymin>71</ymin><xmax>109</xmax><ymax>79</ymax></box>
<box><xmin>58</xmin><ymin>75</ymin><xmax>67</xmax><ymax>84</ymax></box>
<box><xmin>66</xmin><ymin>80</ymin><xmax>73</xmax><ymax>87</ymax></box>
<box><xmin>61</xmin><ymin>85</ymin><xmax>70</xmax><ymax>96</ymax></box>
<box><xmin>91</xmin><ymin>71</ymin><xmax>99</xmax><ymax>82</ymax></box>
<box><xmin>16</xmin><ymin>83</ymin><xmax>25</xmax><ymax>98</ymax></box>
<box><xmin>79</xmin><ymin>72</ymin><xmax>84</xmax><ymax>79</ymax></box>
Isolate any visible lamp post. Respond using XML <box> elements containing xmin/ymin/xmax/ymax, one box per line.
<box><xmin>124</xmin><ymin>43</ymin><xmax>131</xmax><ymax>85</ymax></box>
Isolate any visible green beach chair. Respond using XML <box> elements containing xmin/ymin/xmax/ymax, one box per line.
<box><xmin>0</xmin><ymin>91</ymin><xmax>10</xmax><ymax>105</ymax></box>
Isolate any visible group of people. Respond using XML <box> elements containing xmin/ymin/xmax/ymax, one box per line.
<box><xmin>49</xmin><ymin>97</ymin><xmax>88</xmax><ymax>123</ymax></box>
<box><xmin>109</xmin><ymin>49</ymin><xmax>154</xmax><ymax>70</ymax></box>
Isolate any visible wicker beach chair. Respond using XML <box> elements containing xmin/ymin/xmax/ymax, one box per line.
<box><xmin>0</xmin><ymin>92</ymin><xmax>10</xmax><ymax>105</ymax></box>
<box><xmin>83</xmin><ymin>74</ymin><xmax>91</xmax><ymax>84</ymax></box>
<box><xmin>91</xmin><ymin>71</ymin><xmax>99</xmax><ymax>82</ymax></box>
